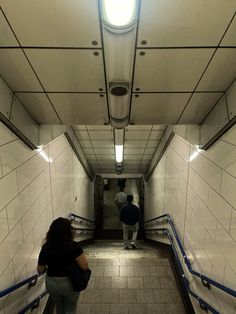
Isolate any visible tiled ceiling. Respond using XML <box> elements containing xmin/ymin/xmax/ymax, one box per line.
<box><xmin>73</xmin><ymin>125</ymin><xmax>166</xmax><ymax>174</ymax></box>
<box><xmin>0</xmin><ymin>0</ymin><xmax>235</xmax><ymax>174</ymax></box>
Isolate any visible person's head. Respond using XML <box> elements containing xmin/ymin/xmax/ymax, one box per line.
<box><xmin>45</xmin><ymin>217</ymin><xmax>73</xmax><ymax>247</ymax></box>
<box><xmin>127</xmin><ymin>195</ymin><xmax>133</xmax><ymax>203</ymax></box>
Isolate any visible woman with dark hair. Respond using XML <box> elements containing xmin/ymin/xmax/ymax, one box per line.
<box><xmin>37</xmin><ymin>217</ymin><xmax>88</xmax><ymax>314</ymax></box>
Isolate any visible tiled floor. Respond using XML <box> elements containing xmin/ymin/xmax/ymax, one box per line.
<box><xmin>76</xmin><ymin>240</ymin><xmax>186</xmax><ymax>314</ymax></box>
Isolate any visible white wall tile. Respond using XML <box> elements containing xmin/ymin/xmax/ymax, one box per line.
<box><xmin>190</xmin><ymin>149</ymin><xmax>222</xmax><ymax>192</ymax></box>
<box><xmin>0</xmin><ymin>161</ymin><xmax>2</xmax><ymax>179</ymax></box>
<box><xmin>224</xmin><ymin>262</ymin><xmax>236</xmax><ymax>291</ymax></box>
<box><xmin>0</xmin><ymin>261</ymin><xmax>15</xmax><ymax>291</ymax></box>
<box><xmin>170</xmin><ymin>135</ymin><xmax>190</xmax><ymax>162</ymax></box>
<box><xmin>187</xmin><ymin>185</ymin><xmax>199</xmax><ymax>213</ymax></box>
<box><xmin>43</xmin><ymin>165</ymin><xmax>50</xmax><ymax>188</ymax></box>
<box><xmin>215</xmin><ymin>223</ymin><xmax>236</xmax><ymax>273</ymax></box>
<box><xmin>16</xmin><ymin>157</ymin><xmax>37</xmax><ymax>192</ymax></box>
<box><xmin>166</xmin><ymin>147</ymin><xmax>188</xmax><ymax>179</ymax></box>
<box><xmin>0</xmin><ymin>140</ymin><xmax>27</xmax><ymax>176</ymax></box>
<box><xmin>33</xmin><ymin>209</ymin><xmax>48</xmax><ymax>246</ymax></box>
<box><xmin>205</xmin><ymin>140</ymin><xmax>236</xmax><ymax>177</ymax></box>
<box><xmin>224</xmin><ymin>124</ymin><xmax>236</xmax><ymax>146</ymax></box>
<box><xmin>230</xmin><ymin>209</ymin><xmax>236</xmax><ymax>241</ymax></box>
<box><xmin>0</xmin><ymin>125</ymin><xmax>94</xmax><ymax>314</ymax></box>
<box><xmin>189</xmin><ymin>168</ymin><xmax>210</xmax><ymax>205</ymax></box>
<box><xmin>146</xmin><ymin>127</ymin><xmax>236</xmax><ymax>313</ymax></box>
<box><xmin>0</xmin><ymin>122</ymin><xmax>13</xmax><ymax>146</ymax></box>
<box><xmin>13</xmin><ymin>231</ymin><xmax>34</xmax><ymax>279</ymax></box>
<box><xmin>0</xmin><ymin>208</ymin><xmax>8</xmax><ymax>244</ymax></box>
<box><xmin>6</xmin><ymin>188</ymin><xmax>30</xmax><ymax>231</ymax></box>
<box><xmin>29</xmin><ymin>173</ymin><xmax>45</xmax><ymax>205</ymax></box>
<box><xmin>21</xmin><ymin>198</ymin><xmax>41</xmax><ymax>239</ymax></box>
<box><xmin>48</xmin><ymin>135</ymin><xmax>68</xmax><ymax>160</ymax></box>
<box><xmin>208</xmin><ymin>187</ymin><xmax>232</xmax><ymax>231</ymax></box>
<box><xmin>221</xmin><ymin>171</ymin><xmax>236</xmax><ymax>209</ymax></box>
<box><xmin>0</xmin><ymin>170</ymin><xmax>18</xmax><ymax>211</ymax></box>
<box><xmin>199</xmin><ymin>199</ymin><xmax>217</xmax><ymax>240</ymax></box>
<box><xmin>204</xmin><ymin>231</ymin><xmax>226</xmax><ymax>282</ymax></box>
<box><xmin>35</xmin><ymin>148</ymin><xmax>50</xmax><ymax>176</ymax></box>
<box><xmin>0</xmin><ymin>222</ymin><xmax>23</xmax><ymax>275</ymax></box>
<box><xmin>188</xmin><ymin>167</ymin><xmax>195</xmax><ymax>188</ymax></box>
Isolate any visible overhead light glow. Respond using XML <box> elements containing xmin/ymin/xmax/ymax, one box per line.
<box><xmin>189</xmin><ymin>146</ymin><xmax>203</xmax><ymax>162</ymax></box>
<box><xmin>102</xmin><ymin>0</ymin><xmax>137</xmax><ymax>27</ymax></box>
<box><xmin>37</xmin><ymin>146</ymin><xmax>53</xmax><ymax>163</ymax></box>
<box><xmin>115</xmin><ymin>145</ymin><xmax>123</xmax><ymax>162</ymax></box>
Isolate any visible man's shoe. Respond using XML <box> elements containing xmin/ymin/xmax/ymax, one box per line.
<box><xmin>124</xmin><ymin>246</ymin><xmax>129</xmax><ymax>250</ymax></box>
<box><xmin>131</xmin><ymin>244</ymin><xmax>137</xmax><ymax>249</ymax></box>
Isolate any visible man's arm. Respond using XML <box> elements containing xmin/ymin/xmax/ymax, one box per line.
<box><xmin>120</xmin><ymin>207</ymin><xmax>123</xmax><ymax>221</ymax></box>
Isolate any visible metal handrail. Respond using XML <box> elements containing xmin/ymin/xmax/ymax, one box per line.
<box><xmin>68</xmin><ymin>213</ymin><xmax>95</xmax><ymax>224</ymax></box>
<box><xmin>144</xmin><ymin>214</ymin><xmax>168</xmax><ymax>223</ymax></box>
<box><xmin>0</xmin><ymin>272</ymin><xmax>45</xmax><ymax>299</ymax></box>
<box><xmin>165</xmin><ymin>228</ymin><xmax>219</xmax><ymax>314</ymax></box>
<box><xmin>145</xmin><ymin>213</ymin><xmax>236</xmax><ymax>298</ymax></box>
<box><xmin>18</xmin><ymin>290</ymin><xmax>48</xmax><ymax>314</ymax></box>
<box><xmin>74</xmin><ymin>228</ymin><xmax>95</xmax><ymax>232</ymax></box>
<box><xmin>146</xmin><ymin>227</ymin><xmax>219</xmax><ymax>313</ymax></box>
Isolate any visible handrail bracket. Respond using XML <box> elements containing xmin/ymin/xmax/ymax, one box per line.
<box><xmin>28</xmin><ymin>277</ymin><xmax>38</xmax><ymax>289</ymax></box>
<box><xmin>201</xmin><ymin>278</ymin><xmax>211</xmax><ymax>290</ymax></box>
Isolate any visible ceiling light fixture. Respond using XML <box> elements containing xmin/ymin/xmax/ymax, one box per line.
<box><xmin>101</xmin><ymin>0</ymin><xmax>137</xmax><ymax>30</ymax></box>
<box><xmin>115</xmin><ymin>145</ymin><xmax>123</xmax><ymax>163</ymax></box>
<box><xmin>101</xmin><ymin>0</ymin><xmax>139</xmax><ymax>174</ymax></box>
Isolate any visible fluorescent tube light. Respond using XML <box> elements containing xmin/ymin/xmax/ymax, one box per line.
<box><xmin>102</xmin><ymin>0</ymin><xmax>137</xmax><ymax>27</ymax></box>
<box><xmin>115</xmin><ymin>145</ymin><xmax>123</xmax><ymax>162</ymax></box>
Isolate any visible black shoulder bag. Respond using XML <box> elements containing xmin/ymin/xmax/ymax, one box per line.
<box><xmin>68</xmin><ymin>260</ymin><xmax>91</xmax><ymax>291</ymax></box>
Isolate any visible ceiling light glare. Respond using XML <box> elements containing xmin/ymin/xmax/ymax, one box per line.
<box><xmin>115</xmin><ymin>145</ymin><xmax>123</xmax><ymax>163</ymax></box>
<box><xmin>37</xmin><ymin>146</ymin><xmax>53</xmax><ymax>163</ymax></box>
<box><xmin>102</xmin><ymin>0</ymin><xmax>137</xmax><ymax>28</ymax></box>
<box><xmin>189</xmin><ymin>145</ymin><xmax>203</xmax><ymax>162</ymax></box>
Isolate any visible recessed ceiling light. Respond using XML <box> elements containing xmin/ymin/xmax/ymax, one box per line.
<box><xmin>102</xmin><ymin>0</ymin><xmax>137</xmax><ymax>28</ymax></box>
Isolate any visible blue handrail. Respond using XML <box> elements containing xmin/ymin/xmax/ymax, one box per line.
<box><xmin>18</xmin><ymin>290</ymin><xmax>48</xmax><ymax>314</ymax></box>
<box><xmin>165</xmin><ymin>229</ymin><xmax>219</xmax><ymax>314</ymax></box>
<box><xmin>144</xmin><ymin>214</ymin><xmax>236</xmax><ymax>302</ymax></box>
<box><xmin>0</xmin><ymin>272</ymin><xmax>45</xmax><ymax>299</ymax></box>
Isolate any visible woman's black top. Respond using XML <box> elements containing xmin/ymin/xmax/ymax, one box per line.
<box><xmin>38</xmin><ymin>241</ymin><xmax>83</xmax><ymax>277</ymax></box>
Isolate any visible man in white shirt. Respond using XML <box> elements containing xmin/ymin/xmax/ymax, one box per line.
<box><xmin>114</xmin><ymin>187</ymin><xmax>127</xmax><ymax>211</ymax></box>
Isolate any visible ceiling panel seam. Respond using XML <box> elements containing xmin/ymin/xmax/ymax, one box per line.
<box><xmin>86</xmin><ymin>125</ymin><xmax>101</xmax><ymax>172</ymax></box>
<box><xmin>0</xmin><ymin>7</ymin><xmax>63</xmax><ymax>124</ymax></box>
<box><xmin>176</xmin><ymin>10</ymin><xmax>236</xmax><ymax>124</ymax></box>
<box><xmin>128</xmin><ymin>0</ymin><xmax>142</xmax><ymax>124</ymax></box>
<box><xmin>97</xmin><ymin>0</ymin><xmax>110</xmax><ymax>124</ymax></box>
<box><xmin>136</xmin><ymin>46</ymin><xmax>236</xmax><ymax>49</ymax></box>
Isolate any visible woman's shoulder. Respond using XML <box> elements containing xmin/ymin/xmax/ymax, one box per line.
<box><xmin>71</xmin><ymin>241</ymin><xmax>83</xmax><ymax>256</ymax></box>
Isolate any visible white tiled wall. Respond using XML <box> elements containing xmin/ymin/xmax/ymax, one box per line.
<box><xmin>0</xmin><ymin>122</ymin><xmax>94</xmax><ymax>314</ymax></box>
<box><xmin>145</xmin><ymin>125</ymin><xmax>236</xmax><ymax>314</ymax></box>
